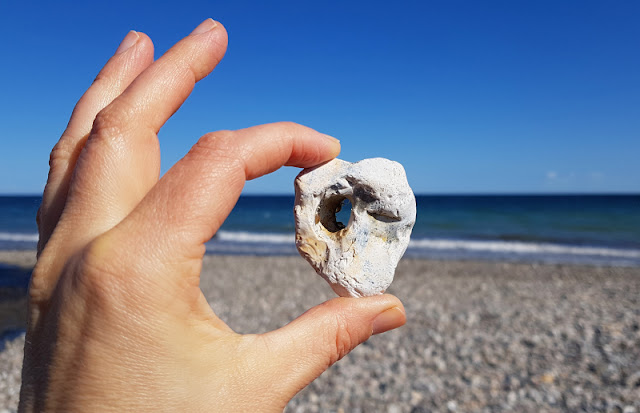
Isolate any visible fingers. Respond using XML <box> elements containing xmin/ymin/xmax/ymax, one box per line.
<box><xmin>261</xmin><ymin>295</ymin><xmax>405</xmax><ymax>398</ymax></box>
<box><xmin>113</xmin><ymin>122</ymin><xmax>340</xmax><ymax>271</ymax></box>
<box><xmin>52</xmin><ymin>19</ymin><xmax>228</xmax><ymax>254</ymax></box>
<box><xmin>38</xmin><ymin>31</ymin><xmax>154</xmax><ymax>253</ymax></box>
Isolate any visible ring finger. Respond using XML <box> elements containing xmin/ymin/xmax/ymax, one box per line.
<box><xmin>38</xmin><ymin>30</ymin><xmax>154</xmax><ymax>253</ymax></box>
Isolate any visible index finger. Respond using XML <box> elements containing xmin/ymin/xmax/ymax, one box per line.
<box><xmin>113</xmin><ymin>122</ymin><xmax>340</xmax><ymax>273</ymax></box>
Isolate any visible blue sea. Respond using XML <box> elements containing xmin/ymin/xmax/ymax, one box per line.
<box><xmin>1</xmin><ymin>195</ymin><xmax>639</xmax><ymax>266</ymax></box>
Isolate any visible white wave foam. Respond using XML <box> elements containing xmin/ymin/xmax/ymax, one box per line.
<box><xmin>5</xmin><ymin>229</ymin><xmax>635</xmax><ymax>261</ymax></box>
<box><xmin>215</xmin><ymin>231</ymin><xmax>294</xmax><ymax>244</ymax></box>
<box><xmin>214</xmin><ymin>231</ymin><xmax>640</xmax><ymax>259</ymax></box>
<box><xmin>0</xmin><ymin>232</ymin><xmax>38</xmax><ymax>242</ymax></box>
<box><xmin>408</xmin><ymin>238</ymin><xmax>640</xmax><ymax>258</ymax></box>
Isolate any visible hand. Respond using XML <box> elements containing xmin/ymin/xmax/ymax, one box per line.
<box><xmin>20</xmin><ymin>19</ymin><xmax>406</xmax><ymax>412</ymax></box>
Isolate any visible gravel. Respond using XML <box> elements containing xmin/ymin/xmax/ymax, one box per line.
<box><xmin>1</xmin><ymin>252</ymin><xmax>639</xmax><ymax>412</ymax></box>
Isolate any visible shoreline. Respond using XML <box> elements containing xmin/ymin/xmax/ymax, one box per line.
<box><xmin>4</xmin><ymin>228</ymin><xmax>640</xmax><ymax>268</ymax></box>
<box><xmin>1</xmin><ymin>251</ymin><xmax>639</xmax><ymax>411</ymax></box>
<box><xmin>3</xmin><ymin>247</ymin><xmax>640</xmax><ymax>269</ymax></box>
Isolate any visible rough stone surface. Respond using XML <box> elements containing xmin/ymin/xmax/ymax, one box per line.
<box><xmin>294</xmin><ymin>158</ymin><xmax>416</xmax><ymax>297</ymax></box>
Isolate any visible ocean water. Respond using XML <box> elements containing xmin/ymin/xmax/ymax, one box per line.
<box><xmin>1</xmin><ymin>195</ymin><xmax>639</xmax><ymax>266</ymax></box>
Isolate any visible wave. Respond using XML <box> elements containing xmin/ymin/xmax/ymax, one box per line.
<box><xmin>408</xmin><ymin>238</ymin><xmax>640</xmax><ymax>259</ymax></box>
<box><xmin>216</xmin><ymin>231</ymin><xmax>294</xmax><ymax>244</ymax></box>
<box><xmin>213</xmin><ymin>231</ymin><xmax>640</xmax><ymax>260</ymax></box>
<box><xmin>0</xmin><ymin>232</ymin><xmax>38</xmax><ymax>242</ymax></box>
<box><xmin>1</xmin><ymin>230</ymin><xmax>638</xmax><ymax>263</ymax></box>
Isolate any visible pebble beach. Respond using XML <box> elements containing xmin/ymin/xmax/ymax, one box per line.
<box><xmin>1</xmin><ymin>251</ymin><xmax>639</xmax><ymax>412</ymax></box>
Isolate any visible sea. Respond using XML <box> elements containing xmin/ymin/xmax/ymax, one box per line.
<box><xmin>1</xmin><ymin>195</ymin><xmax>639</xmax><ymax>267</ymax></box>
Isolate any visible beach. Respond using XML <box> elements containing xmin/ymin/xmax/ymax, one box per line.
<box><xmin>1</xmin><ymin>251</ymin><xmax>639</xmax><ymax>412</ymax></box>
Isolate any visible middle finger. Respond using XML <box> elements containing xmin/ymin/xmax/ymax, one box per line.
<box><xmin>55</xmin><ymin>19</ymin><xmax>228</xmax><ymax>253</ymax></box>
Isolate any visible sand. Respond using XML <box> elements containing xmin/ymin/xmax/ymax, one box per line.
<box><xmin>1</xmin><ymin>251</ymin><xmax>639</xmax><ymax>412</ymax></box>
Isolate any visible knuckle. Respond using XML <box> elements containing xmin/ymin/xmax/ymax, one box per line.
<box><xmin>197</xmin><ymin>130</ymin><xmax>234</xmax><ymax>150</ymax></box>
<box><xmin>173</xmin><ymin>56</ymin><xmax>198</xmax><ymax>85</ymax></box>
<box><xmin>92</xmin><ymin>107</ymin><xmax>122</xmax><ymax>138</ymax></box>
<box><xmin>323</xmin><ymin>314</ymin><xmax>356</xmax><ymax>366</ymax></box>
<box><xmin>276</xmin><ymin>120</ymin><xmax>300</xmax><ymax>131</ymax></box>
<box><xmin>28</xmin><ymin>261</ymin><xmax>55</xmax><ymax>304</ymax></box>
<box><xmin>48</xmin><ymin>139</ymin><xmax>73</xmax><ymax>169</ymax></box>
<box><xmin>45</xmin><ymin>138</ymin><xmax>82</xmax><ymax>191</ymax></box>
<box><xmin>76</xmin><ymin>236</ymin><xmax>129</xmax><ymax>302</ymax></box>
<box><xmin>265</xmin><ymin>123</ymin><xmax>298</xmax><ymax>161</ymax></box>
<box><xmin>172</xmin><ymin>41</ymin><xmax>220</xmax><ymax>83</ymax></box>
<box><xmin>274</xmin><ymin>135</ymin><xmax>293</xmax><ymax>161</ymax></box>
<box><xmin>273</xmin><ymin>121</ymin><xmax>305</xmax><ymax>142</ymax></box>
<box><xmin>190</xmin><ymin>132</ymin><xmax>246</xmax><ymax>175</ymax></box>
<box><xmin>80</xmin><ymin>236</ymin><xmax>121</xmax><ymax>282</ymax></box>
<box><xmin>90</xmin><ymin>103</ymin><xmax>135</xmax><ymax>147</ymax></box>
<box><xmin>43</xmin><ymin>238</ymin><xmax>133</xmax><ymax>322</ymax></box>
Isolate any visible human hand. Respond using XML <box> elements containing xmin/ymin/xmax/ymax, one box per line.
<box><xmin>20</xmin><ymin>19</ymin><xmax>406</xmax><ymax>412</ymax></box>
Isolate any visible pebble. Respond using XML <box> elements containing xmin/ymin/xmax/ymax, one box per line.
<box><xmin>1</xmin><ymin>256</ymin><xmax>639</xmax><ymax>412</ymax></box>
<box><xmin>294</xmin><ymin>158</ymin><xmax>416</xmax><ymax>297</ymax></box>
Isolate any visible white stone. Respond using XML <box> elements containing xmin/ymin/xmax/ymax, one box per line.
<box><xmin>294</xmin><ymin>158</ymin><xmax>416</xmax><ymax>297</ymax></box>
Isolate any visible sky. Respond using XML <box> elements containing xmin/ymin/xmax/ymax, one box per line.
<box><xmin>0</xmin><ymin>1</ymin><xmax>638</xmax><ymax>194</ymax></box>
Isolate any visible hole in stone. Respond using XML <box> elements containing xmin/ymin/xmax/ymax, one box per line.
<box><xmin>319</xmin><ymin>196</ymin><xmax>352</xmax><ymax>233</ymax></box>
<box><xmin>336</xmin><ymin>198</ymin><xmax>352</xmax><ymax>228</ymax></box>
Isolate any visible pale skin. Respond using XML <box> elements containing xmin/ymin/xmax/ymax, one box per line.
<box><xmin>19</xmin><ymin>19</ymin><xmax>406</xmax><ymax>412</ymax></box>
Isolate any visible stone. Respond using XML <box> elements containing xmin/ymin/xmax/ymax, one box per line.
<box><xmin>294</xmin><ymin>158</ymin><xmax>416</xmax><ymax>297</ymax></box>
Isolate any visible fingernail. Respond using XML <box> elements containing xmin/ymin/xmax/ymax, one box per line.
<box><xmin>322</xmin><ymin>134</ymin><xmax>341</xmax><ymax>144</ymax></box>
<box><xmin>190</xmin><ymin>18</ymin><xmax>218</xmax><ymax>35</ymax></box>
<box><xmin>323</xmin><ymin>134</ymin><xmax>341</xmax><ymax>157</ymax></box>
<box><xmin>115</xmin><ymin>30</ymin><xmax>139</xmax><ymax>55</ymax></box>
<box><xmin>372</xmin><ymin>307</ymin><xmax>405</xmax><ymax>335</ymax></box>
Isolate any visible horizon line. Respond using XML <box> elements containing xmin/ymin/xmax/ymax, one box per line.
<box><xmin>1</xmin><ymin>192</ymin><xmax>639</xmax><ymax>197</ymax></box>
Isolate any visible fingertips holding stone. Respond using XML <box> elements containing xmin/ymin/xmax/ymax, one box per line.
<box><xmin>294</xmin><ymin>158</ymin><xmax>417</xmax><ymax>297</ymax></box>
<box><xmin>372</xmin><ymin>306</ymin><xmax>407</xmax><ymax>335</ymax></box>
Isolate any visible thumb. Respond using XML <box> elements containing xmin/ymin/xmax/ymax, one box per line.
<box><xmin>261</xmin><ymin>294</ymin><xmax>406</xmax><ymax>398</ymax></box>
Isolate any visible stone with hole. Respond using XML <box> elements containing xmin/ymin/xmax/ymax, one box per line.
<box><xmin>294</xmin><ymin>158</ymin><xmax>416</xmax><ymax>297</ymax></box>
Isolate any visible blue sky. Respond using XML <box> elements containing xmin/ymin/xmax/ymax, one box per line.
<box><xmin>1</xmin><ymin>1</ymin><xmax>638</xmax><ymax>194</ymax></box>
